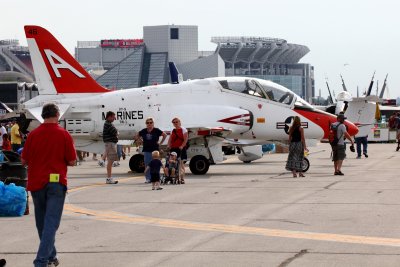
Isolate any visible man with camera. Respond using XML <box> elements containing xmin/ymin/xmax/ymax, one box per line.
<box><xmin>332</xmin><ymin>113</ymin><xmax>355</xmax><ymax>175</ymax></box>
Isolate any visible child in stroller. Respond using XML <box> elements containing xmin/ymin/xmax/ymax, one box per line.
<box><xmin>161</xmin><ymin>151</ymin><xmax>179</xmax><ymax>184</ymax></box>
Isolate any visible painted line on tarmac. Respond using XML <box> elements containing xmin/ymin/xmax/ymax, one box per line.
<box><xmin>63</xmin><ymin>203</ymin><xmax>400</xmax><ymax>248</ymax></box>
<box><xmin>64</xmin><ymin>170</ymin><xmax>400</xmax><ymax>248</ymax></box>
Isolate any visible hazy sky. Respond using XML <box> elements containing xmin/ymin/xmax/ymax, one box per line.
<box><xmin>2</xmin><ymin>0</ymin><xmax>399</xmax><ymax>98</ymax></box>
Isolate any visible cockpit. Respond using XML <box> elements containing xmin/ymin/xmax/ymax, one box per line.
<box><xmin>218</xmin><ymin>78</ymin><xmax>295</xmax><ymax>106</ymax></box>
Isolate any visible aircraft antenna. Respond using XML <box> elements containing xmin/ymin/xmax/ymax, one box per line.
<box><xmin>379</xmin><ymin>73</ymin><xmax>388</xmax><ymax>99</ymax></box>
<box><xmin>325</xmin><ymin>77</ymin><xmax>335</xmax><ymax>104</ymax></box>
<box><xmin>340</xmin><ymin>74</ymin><xmax>348</xmax><ymax>91</ymax></box>
<box><xmin>366</xmin><ymin>71</ymin><xmax>375</xmax><ymax>96</ymax></box>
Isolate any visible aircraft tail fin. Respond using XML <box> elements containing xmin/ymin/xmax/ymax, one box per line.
<box><xmin>24</xmin><ymin>25</ymin><xmax>109</xmax><ymax>95</ymax></box>
<box><xmin>168</xmin><ymin>62</ymin><xmax>183</xmax><ymax>83</ymax></box>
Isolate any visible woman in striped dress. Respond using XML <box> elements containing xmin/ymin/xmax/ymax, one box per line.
<box><xmin>285</xmin><ymin>116</ymin><xmax>307</xmax><ymax>178</ymax></box>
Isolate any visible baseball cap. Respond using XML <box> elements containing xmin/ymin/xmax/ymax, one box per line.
<box><xmin>170</xmin><ymin>152</ymin><xmax>177</xmax><ymax>156</ymax></box>
<box><xmin>337</xmin><ymin>114</ymin><xmax>347</xmax><ymax>120</ymax></box>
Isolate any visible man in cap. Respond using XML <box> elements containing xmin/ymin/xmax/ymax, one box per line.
<box><xmin>332</xmin><ymin>113</ymin><xmax>355</xmax><ymax>175</ymax></box>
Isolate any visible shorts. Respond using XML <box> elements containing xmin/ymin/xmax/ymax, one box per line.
<box><xmin>104</xmin><ymin>142</ymin><xmax>118</xmax><ymax>162</ymax></box>
<box><xmin>332</xmin><ymin>145</ymin><xmax>346</xmax><ymax>161</ymax></box>
<box><xmin>150</xmin><ymin>173</ymin><xmax>160</xmax><ymax>183</ymax></box>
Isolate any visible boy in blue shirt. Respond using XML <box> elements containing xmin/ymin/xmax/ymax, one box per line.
<box><xmin>145</xmin><ymin>151</ymin><xmax>165</xmax><ymax>190</ymax></box>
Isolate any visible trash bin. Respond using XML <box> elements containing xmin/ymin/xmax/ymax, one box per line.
<box><xmin>0</xmin><ymin>150</ymin><xmax>29</xmax><ymax>215</ymax></box>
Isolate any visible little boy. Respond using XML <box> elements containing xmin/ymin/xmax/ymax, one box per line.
<box><xmin>145</xmin><ymin>150</ymin><xmax>165</xmax><ymax>190</ymax></box>
<box><xmin>165</xmin><ymin>151</ymin><xmax>178</xmax><ymax>178</ymax></box>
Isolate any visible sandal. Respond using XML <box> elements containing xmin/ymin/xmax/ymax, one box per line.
<box><xmin>299</xmin><ymin>173</ymin><xmax>305</xmax><ymax>177</ymax></box>
<box><xmin>292</xmin><ymin>174</ymin><xmax>297</xmax><ymax>178</ymax></box>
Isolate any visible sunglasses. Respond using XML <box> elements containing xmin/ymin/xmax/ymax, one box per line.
<box><xmin>172</xmin><ymin>121</ymin><xmax>179</xmax><ymax>123</ymax></box>
<box><xmin>146</xmin><ymin>121</ymin><xmax>153</xmax><ymax>124</ymax></box>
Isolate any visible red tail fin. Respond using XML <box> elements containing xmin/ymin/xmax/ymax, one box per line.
<box><xmin>24</xmin><ymin>25</ymin><xmax>109</xmax><ymax>94</ymax></box>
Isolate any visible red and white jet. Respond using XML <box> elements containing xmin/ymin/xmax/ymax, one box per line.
<box><xmin>18</xmin><ymin>25</ymin><xmax>358</xmax><ymax>175</ymax></box>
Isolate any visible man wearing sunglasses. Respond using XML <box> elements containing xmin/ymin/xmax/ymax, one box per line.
<box><xmin>135</xmin><ymin>118</ymin><xmax>167</xmax><ymax>183</ymax></box>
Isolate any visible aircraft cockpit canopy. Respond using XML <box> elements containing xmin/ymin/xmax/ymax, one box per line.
<box><xmin>218</xmin><ymin>78</ymin><xmax>295</xmax><ymax>106</ymax></box>
<box><xmin>218</xmin><ymin>79</ymin><xmax>266</xmax><ymax>99</ymax></box>
<box><xmin>294</xmin><ymin>97</ymin><xmax>313</xmax><ymax>109</ymax></box>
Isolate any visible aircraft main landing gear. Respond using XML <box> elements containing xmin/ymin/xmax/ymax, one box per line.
<box><xmin>189</xmin><ymin>155</ymin><xmax>210</xmax><ymax>175</ymax></box>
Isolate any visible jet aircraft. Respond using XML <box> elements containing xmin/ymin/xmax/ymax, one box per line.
<box><xmin>17</xmin><ymin>25</ymin><xmax>358</xmax><ymax>175</ymax></box>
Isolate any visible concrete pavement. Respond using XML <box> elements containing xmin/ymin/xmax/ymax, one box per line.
<box><xmin>1</xmin><ymin>143</ymin><xmax>400</xmax><ymax>266</ymax></box>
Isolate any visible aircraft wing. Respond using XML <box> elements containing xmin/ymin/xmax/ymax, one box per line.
<box><xmin>188</xmin><ymin>126</ymin><xmax>232</xmax><ymax>138</ymax></box>
<box><xmin>0</xmin><ymin>101</ymin><xmax>17</xmax><ymax>120</ymax></box>
<box><xmin>25</xmin><ymin>104</ymin><xmax>71</xmax><ymax>123</ymax></box>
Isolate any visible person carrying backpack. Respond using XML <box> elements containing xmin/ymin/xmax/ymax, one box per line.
<box><xmin>331</xmin><ymin>114</ymin><xmax>355</xmax><ymax>175</ymax></box>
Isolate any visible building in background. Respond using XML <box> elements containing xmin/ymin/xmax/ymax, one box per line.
<box><xmin>76</xmin><ymin>25</ymin><xmax>313</xmax><ymax>100</ymax></box>
<box><xmin>212</xmin><ymin>37</ymin><xmax>313</xmax><ymax>101</ymax></box>
<box><xmin>0</xmin><ymin>25</ymin><xmax>314</xmax><ymax>103</ymax></box>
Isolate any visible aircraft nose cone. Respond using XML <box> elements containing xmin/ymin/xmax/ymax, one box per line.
<box><xmin>345</xmin><ymin>121</ymin><xmax>359</xmax><ymax>137</ymax></box>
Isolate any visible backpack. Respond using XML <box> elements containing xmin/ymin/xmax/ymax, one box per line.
<box><xmin>328</xmin><ymin>123</ymin><xmax>343</xmax><ymax>147</ymax></box>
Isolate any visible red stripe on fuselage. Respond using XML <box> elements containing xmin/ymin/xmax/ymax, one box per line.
<box><xmin>294</xmin><ymin>107</ymin><xmax>358</xmax><ymax>139</ymax></box>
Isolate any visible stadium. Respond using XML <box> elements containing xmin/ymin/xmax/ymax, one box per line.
<box><xmin>0</xmin><ymin>25</ymin><xmax>315</xmax><ymax>107</ymax></box>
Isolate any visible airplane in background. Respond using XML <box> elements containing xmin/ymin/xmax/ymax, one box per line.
<box><xmin>317</xmin><ymin>73</ymin><xmax>385</xmax><ymax>138</ymax></box>
<box><xmin>16</xmin><ymin>25</ymin><xmax>358</xmax><ymax>175</ymax></box>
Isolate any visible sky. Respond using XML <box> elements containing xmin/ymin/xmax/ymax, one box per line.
<box><xmin>2</xmin><ymin>0</ymin><xmax>399</xmax><ymax>98</ymax></box>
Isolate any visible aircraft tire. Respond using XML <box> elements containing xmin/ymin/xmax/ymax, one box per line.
<box><xmin>129</xmin><ymin>154</ymin><xmax>145</xmax><ymax>173</ymax></box>
<box><xmin>302</xmin><ymin>157</ymin><xmax>310</xmax><ymax>173</ymax></box>
<box><xmin>243</xmin><ymin>161</ymin><xmax>251</xmax><ymax>163</ymax></box>
<box><xmin>189</xmin><ymin>155</ymin><xmax>210</xmax><ymax>175</ymax></box>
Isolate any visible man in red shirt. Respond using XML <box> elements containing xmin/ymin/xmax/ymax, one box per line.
<box><xmin>22</xmin><ymin>103</ymin><xmax>76</xmax><ymax>267</ymax></box>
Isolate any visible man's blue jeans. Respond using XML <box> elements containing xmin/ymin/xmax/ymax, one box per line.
<box><xmin>31</xmin><ymin>183</ymin><xmax>66</xmax><ymax>267</ymax></box>
<box><xmin>355</xmin><ymin>136</ymin><xmax>368</xmax><ymax>157</ymax></box>
<box><xmin>143</xmin><ymin>152</ymin><xmax>152</xmax><ymax>182</ymax></box>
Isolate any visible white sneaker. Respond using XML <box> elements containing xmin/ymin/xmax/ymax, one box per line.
<box><xmin>106</xmin><ymin>178</ymin><xmax>118</xmax><ymax>184</ymax></box>
<box><xmin>112</xmin><ymin>161</ymin><xmax>120</xmax><ymax>167</ymax></box>
<box><xmin>98</xmin><ymin>160</ymin><xmax>105</xmax><ymax>167</ymax></box>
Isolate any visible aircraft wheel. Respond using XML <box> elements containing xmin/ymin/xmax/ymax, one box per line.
<box><xmin>302</xmin><ymin>157</ymin><xmax>310</xmax><ymax>173</ymax></box>
<box><xmin>189</xmin><ymin>155</ymin><xmax>210</xmax><ymax>175</ymax></box>
<box><xmin>129</xmin><ymin>154</ymin><xmax>145</xmax><ymax>173</ymax></box>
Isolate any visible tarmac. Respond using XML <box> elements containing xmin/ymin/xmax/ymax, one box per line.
<box><xmin>1</xmin><ymin>142</ymin><xmax>400</xmax><ymax>267</ymax></box>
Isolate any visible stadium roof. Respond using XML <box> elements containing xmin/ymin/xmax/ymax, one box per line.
<box><xmin>211</xmin><ymin>36</ymin><xmax>309</xmax><ymax>64</ymax></box>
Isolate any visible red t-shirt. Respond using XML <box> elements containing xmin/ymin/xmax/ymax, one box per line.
<box><xmin>22</xmin><ymin>123</ymin><xmax>76</xmax><ymax>192</ymax></box>
<box><xmin>170</xmin><ymin>127</ymin><xmax>187</xmax><ymax>148</ymax></box>
<box><xmin>2</xmin><ymin>140</ymin><xmax>11</xmax><ymax>151</ymax></box>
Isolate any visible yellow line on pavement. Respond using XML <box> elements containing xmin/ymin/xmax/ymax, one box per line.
<box><xmin>63</xmin><ymin>203</ymin><xmax>400</xmax><ymax>248</ymax></box>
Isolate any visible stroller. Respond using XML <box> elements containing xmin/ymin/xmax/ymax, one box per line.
<box><xmin>161</xmin><ymin>151</ymin><xmax>179</xmax><ymax>185</ymax></box>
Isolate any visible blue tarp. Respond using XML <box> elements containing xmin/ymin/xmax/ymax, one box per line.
<box><xmin>0</xmin><ymin>181</ymin><xmax>27</xmax><ymax>216</ymax></box>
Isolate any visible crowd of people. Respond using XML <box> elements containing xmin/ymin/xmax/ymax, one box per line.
<box><xmin>0</xmin><ymin>120</ymin><xmax>25</xmax><ymax>153</ymax></box>
<box><xmin>12</xmin><ymin>102</ymin><xmax>400</xmax><ymax>266</ymax></box>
